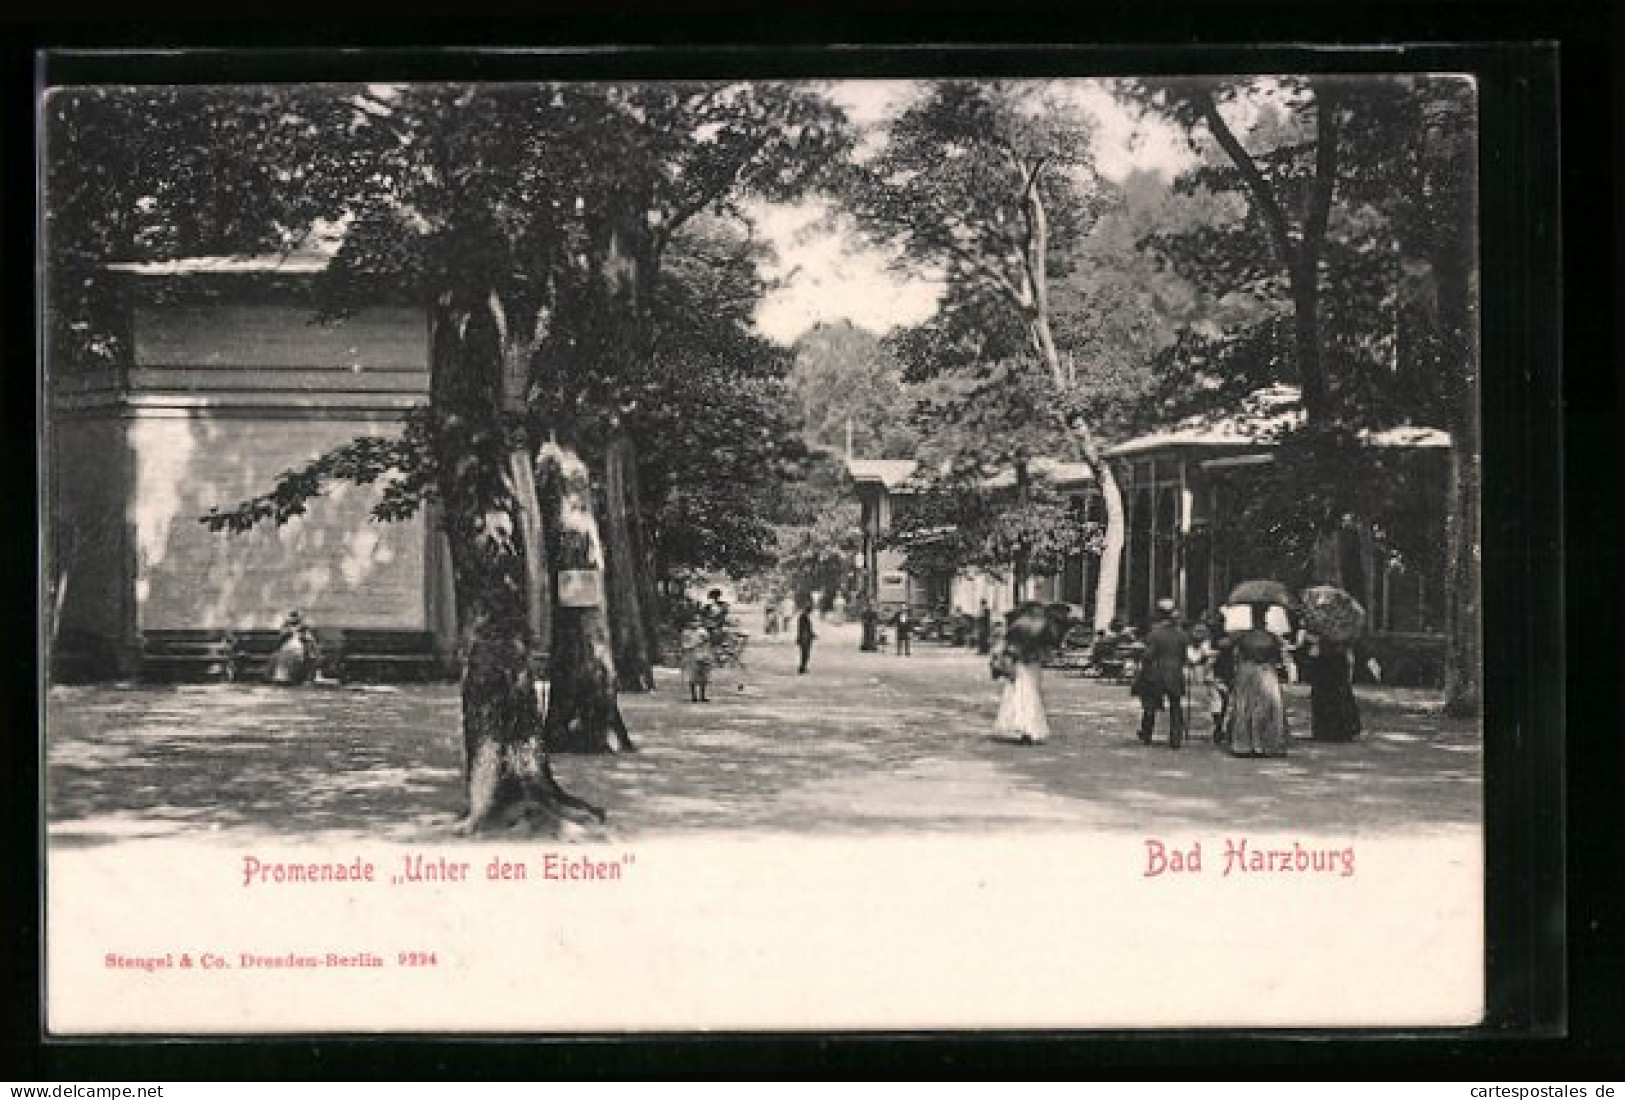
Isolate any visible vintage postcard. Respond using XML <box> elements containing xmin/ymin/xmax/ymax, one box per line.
<box><xmin>42</xmin><ymin>66</ymin><xmax>1489</xmax><ymax>1033</ymax></box>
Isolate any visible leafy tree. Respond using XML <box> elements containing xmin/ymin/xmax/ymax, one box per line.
<box><xmin>525</xmin><ymin>209</ymin><xmax>808</xmax><ymax>689</ymax></box>
<box><xmin>620</xmin><ymin>216</ymin><xmax>808</xmax><ymax>589</ymax></box>
<box><xmin>840</xmin><ymin>80</ymin><xmax>1126</xmax><ymax>627</ymax></box>
<box><xmin>787</xmin><ymin>320</ymin><xmax>919</xmax><ymax>458</ymax></box>
<box><xmin>1049</xmin><ymin>167</ymin><xmax>1270</xmax><ymax>438</ymax></box>
<box><xmin>512</xmin><ymin>83</ymin><xmax>850</xmax><ymax>703</ymax></box>
<box><xmin>1343</xmin><ymin>76</ymin><xmax>1480</xmax><ymax>713</ymax></box>
<box><xmin>890</xmin><ymin>359</ymin><xmax>1087</xmax><ymax>598</ymax></box>
<box><xmin>767</xmin><ymin>453</ymin><xmax>863</xmax><ymax>606</ymax></box>
<box><xmin>1124</xmin><ymin>78</ymin><xmax>1346</xmax><ymax>423</ymax></box>
<box><xmin>1123</xmin><ymin>76</ymin><xmax>1480</xmax><ymax>711</ymax></box>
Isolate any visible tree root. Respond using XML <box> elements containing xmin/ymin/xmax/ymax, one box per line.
<box><xmin>545</xmin><ymin>710</ymin><xmax>637</xmax><ymax>755</ymax></box>
<box><xmin>458</xmin><ymin>786</ymin><xmax>606</xmax><ymax>836</ymax></box>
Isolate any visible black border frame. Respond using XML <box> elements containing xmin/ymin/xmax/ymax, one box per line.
<box><xmin>4</xmin><ymin>6</ymin><xmax>1612</xmax><ymax>1079</ymax></box>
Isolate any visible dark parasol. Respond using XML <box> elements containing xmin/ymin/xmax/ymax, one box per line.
<box><xmin>1226</xmin><ymin>578</ymin><xmax>1296</xmax><ymax>606</ymax></box>
<box><xmin>1004</xmin><ymin>601</ymin><xmax>1065</xmax><ymax>661</ymax></box>
<box><xmin>1299</xmin><ymin>585</ymin><xmax>1367</xmax><ymax>644</ymax></box>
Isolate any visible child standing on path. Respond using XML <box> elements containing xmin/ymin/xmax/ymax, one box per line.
<box><xmin>680</xmin><ymin>617</ymin><xmax>713</xmax><ymax>702</ymax></box>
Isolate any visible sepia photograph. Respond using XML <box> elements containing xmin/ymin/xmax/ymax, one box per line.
<box><xmin>41</xmin><ymin>69</ymin><xmax>1489</xmax><ymax>1033</ymax></box>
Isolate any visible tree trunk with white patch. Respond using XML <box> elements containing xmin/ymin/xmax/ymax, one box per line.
<box><xmin>1089</xmin><ymin>461</ymin><xmax>1125</xmax><ymax>632</ymax></box>
<box><xmin>538</xmin><ymin>439</ymin><xmax>636</xmax><ymax>754</ymax></box>
<box><xmin>1022</xmin><ymin>173</ymin><xmax>1123</xmax><ymax>630</ymax></box>
<box><xmin>428</xmin><ymin>288</ymin><xmax>602</xmax><ymax>834</ymax></box>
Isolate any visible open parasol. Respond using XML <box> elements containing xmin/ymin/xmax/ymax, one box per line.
<box><xmin>1004</xmin><ymin>602</ymin><xmax>1064</xmax><ymax>660</ymax></box>
<box><xmin>1226</xmin><ymin>578</ymin><xmax>1296</xmax><ymax>606</ymax></box>
<box><xmin>1299</xmin><ymin>585</ymin><xmax>1367</xmax><ymax>644</ymax></box>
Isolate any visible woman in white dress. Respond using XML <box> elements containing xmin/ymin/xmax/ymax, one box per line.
<box><xmin>991</xmin><ymin>604</ymin><xmax>1060</xmax><ymax>744</ymax></box>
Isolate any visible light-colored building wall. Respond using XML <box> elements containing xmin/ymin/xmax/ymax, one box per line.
<box><xmin>49</xmin><ymin>283</ymin><xmax>455</xmax><ymax>669</ymax></box>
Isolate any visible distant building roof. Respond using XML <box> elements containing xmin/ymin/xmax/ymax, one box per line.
<box><xmin>846</xmin><ymin>456</ymin><xmax>1094</xmax><ymax>492</ymax></box>
<box><xmin>1106</xmin><ymin>385</ymin><xmax>1450</xmax><ymax>457</ymax></box>
<box><xmin>1363</xmin><ymin>425</ymin><xmax>1452</xmax><ymax>448</ymax></box>
<box><xmin>107</xmin><ymin>251</ymin><xmax>332</xmax><ymax>277</ymax></box>
<box><xmin>845</xmin><ymin>459</ymin><xmax>920</xmax><ymax>490</ymax></box>
<box><xmin>1009</xmin><ymin>458</ymin><xmax>1094</xmax><ymax>485</ymax></box>
<box><xmin>1106</xmin><ymin>385</ymin><xmax>1303</xmax><ymax>457</ymax></box>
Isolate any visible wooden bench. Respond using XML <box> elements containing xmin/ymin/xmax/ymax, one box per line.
<box><xmin>335</xmin><ymin>630</ymin><xmax>444</xmax><ymax>683</ymax></box>
<box><xmin>1043</xmin><ymin>645</ymin><xmax>1094</xmax><ymax>676</ymax></box>
<box><xmin>139</xmin><ymin>630</ymin><xmax>239</xmax><ymax>683</ymax></box>
<box><xmin>137</xmin><ymin>627</ymin><xmax>447</xmax><ymax>684</ymax></box>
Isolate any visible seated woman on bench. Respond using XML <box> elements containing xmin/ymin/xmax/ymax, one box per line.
<box><xmin>266</xmin><ymin>609</ymin><xmax>321</xmax><ymax>686</ymax></box>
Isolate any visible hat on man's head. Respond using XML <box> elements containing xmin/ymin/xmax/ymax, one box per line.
<box><xmin>1155</xmin><ymin>598</ymin><xmax>1177</xmax><ymax>618</ymax></box>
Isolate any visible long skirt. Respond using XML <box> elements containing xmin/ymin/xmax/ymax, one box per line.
<box><xmin>994</xmin><ymin>661</ymin><xmax>1051</xmax><ymax>743</ymax></box>
<box><xmin>1186</xmin><ymin>665</ymin><xmax>1221</xmax><ymax>728</ymax></box>
<box><xmin>1227</xmin><ymin>658</ymin><xmax>1287</xmax><ymax>757</ymax></box>
<box><xmin>266</xmin><ymin>637</ymin><xmax>311</xmax><ymax>686</ymax></box>
<box><xmin>1308</xmin><ymin>647</ymin><xmax>1362</xmax><ymax>741</ymax></box>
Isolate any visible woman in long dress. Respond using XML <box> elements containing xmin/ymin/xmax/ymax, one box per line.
<box><xmin>992</xmin><ymin>605</ymin><xmax>1059</xmax><ymax>744</ymax></box>
<box><xmin>266</xmin><ymin>609</ymin><xmax>318</xmax><ymax>685</ymax></box>
<box><xmin>1225</xmin><ymin>603</ymin><xmax>1289</xmax><ymax>757</ymax></box>
<box><xmin>1304</xmin><ymin>632</ymin><xmax>1362</xmax><ymax>741</ymax></box>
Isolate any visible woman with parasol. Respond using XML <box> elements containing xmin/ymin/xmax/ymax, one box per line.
<box><xmin>1220</xmin><ymin>580</ymin><xmax>1294</xmax><ymax>757</ymax></box>
<box><xmin>990</xmin><ymin>602</ymin><xmax>1065</xmax><ymax>745</ymax></box>
<box><xmin>1299</xmin><ymin>585</ymin><xmax>1366</xmax><ymax>741</ymax></box>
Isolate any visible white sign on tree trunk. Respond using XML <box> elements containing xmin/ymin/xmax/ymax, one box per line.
<box><xmin>557</xmin><ymin>568</ymin><xmax>604</xmax><ymax>608</ymax></box>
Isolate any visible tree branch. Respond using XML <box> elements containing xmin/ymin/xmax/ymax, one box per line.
<box><xmin>653</xmin><ymin>134</ymin><xmax>774</xmax><ymax>259</ymax></box>
<box><xmin>1195</xmin><ymin>90</ymin><xmax>1297</xmax><ymax>267</ymax></box>
<box><xmin>1302</xmin><ymin>81</ymin><xmax>1341</xmax><ymax>256</ymax></box>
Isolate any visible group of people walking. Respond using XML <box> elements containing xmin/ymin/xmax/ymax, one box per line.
<box><xmin>675</xmin><ymin>585</ymin><xmax>1364</xmax><ymax>755</ymax></box>
<box><xmin>988</xmin><ymin>596</ymin><xmax>1362</xmax><ymax>753</ymax></box>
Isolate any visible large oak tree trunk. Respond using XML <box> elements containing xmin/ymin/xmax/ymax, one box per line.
<box><xmin>429</xmin><ymin>289</ymin><xmax>602</xmax><ymax>834</ymax></box>
<box><xmin>1431</xmin><ymin>87</ymin><xmax>1483</xmax><ymax>718</ymax></box>
<box><xmin>600</xmin><ymin>434</ymin><xmax>657</xmax><ymax>691</ymax></box>
<box><xmin>1442</xmin><ymin>441</ymin><xmax>1481</xmax><ymax>715</ymax></box>
<box><xmin>623</xmin><ymin>442</ymin><xmax>664</xmax><ymax>667</ymax></box>
<box><xmin>538</xmin><ymin>439</ymin><xmax>636</xmax><ymax>754</ymax></box>
<box><xmin>1437</xmin><ymin>244</ymin><xmax>1482</xmax><ymax>717</ymax></box>
<box><xmin>1290</xmin><ymin>259</ymin><xmax>1330</xmax><ymax>421</ymax></box>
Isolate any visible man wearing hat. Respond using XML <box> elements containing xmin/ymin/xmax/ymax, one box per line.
<box><xmin>1134</xmin><ymin>598</ymin><xmax>1192</xmax><ymax>749</ymax></box>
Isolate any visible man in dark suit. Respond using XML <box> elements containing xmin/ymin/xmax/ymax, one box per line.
<box><xmin>795</xmin><ymin>603</ymin><xmax>817</xmax><ymax>674</ymax></box>
<box><xmin>975</xmin><ymin>600</ymin><xmax>992</xmax><ymax>655</ymax></box>
<box><xmin>1135</xmin><ymin>598</ymin><xmax>1192</xmax><ymax>749</ymax></box>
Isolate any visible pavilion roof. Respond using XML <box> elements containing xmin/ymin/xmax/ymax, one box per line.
<box><xmin>1105</xmin><ymin>385</ymin><xmax>1450</xmax><ymax>457</ymax></box>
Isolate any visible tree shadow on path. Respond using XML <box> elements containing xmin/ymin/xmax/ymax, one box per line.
<box><xmin>47</xmin><ymin>644</ymin><xmax>1481</xmax><ymax>842</ymax></box>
